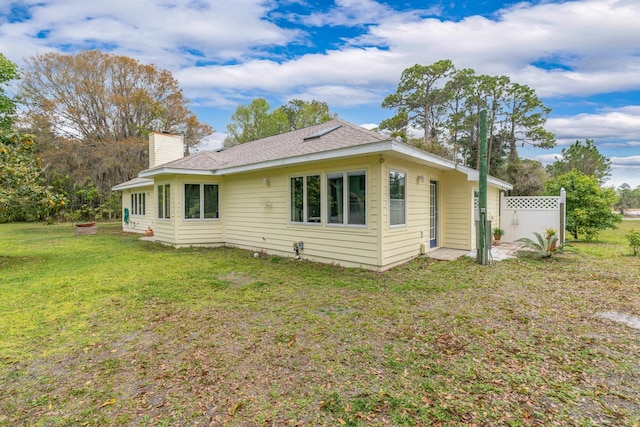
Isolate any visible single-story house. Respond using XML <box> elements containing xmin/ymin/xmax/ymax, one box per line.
<box><xmin>112</xmin><ymin>119</ymin><xmax>512</xmax><ymax>271</ymax></box>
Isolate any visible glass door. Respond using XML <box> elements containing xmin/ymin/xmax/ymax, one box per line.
<box><xmin>430</xmin><ymin>181</ymin><xmax>438</xmax><ymax>248</ymax></box>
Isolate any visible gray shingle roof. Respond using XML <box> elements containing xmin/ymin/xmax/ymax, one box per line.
<box><xmin>113</xmin><ymin>118</ymin><xmax>512</xmax><ymax>191</ymax></box>
<box><xmin>146</xmin><ymin>118</ymin><xmax>388</xmax><ymax>173</ymax></box>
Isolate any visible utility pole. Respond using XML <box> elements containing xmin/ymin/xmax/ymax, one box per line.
<box><xmin>476</xmin><ymin>110</ymin><xmax>489</xmax><ymax>265</ymax></box>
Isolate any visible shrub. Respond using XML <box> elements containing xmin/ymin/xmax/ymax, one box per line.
<box><xmin>517</xmin><ymin>232</ymin><xmax>579</xmax><ymax>259</ymax></box>
<box><xmin>626</xmin><ymin>229</ymin><xmax>640</xmax><ymax>256</ymax></box>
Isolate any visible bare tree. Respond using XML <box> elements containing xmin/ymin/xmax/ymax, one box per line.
<box><xmin>19</xmin><ymin>50</ymin><xmax>214</xmax><ymax>202</ymax></box>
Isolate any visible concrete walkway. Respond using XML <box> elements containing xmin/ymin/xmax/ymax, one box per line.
<box><xmin>426</xmin><ymin>242</ymin><xmax>522</xmax><ymax>262</ymax></box>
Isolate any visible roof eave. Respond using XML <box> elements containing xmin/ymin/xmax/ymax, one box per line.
<box><xmin>111</xmin><ymin>179</ymin><xmax>153</xmax><ymax>191</ymax></box>
<box><xmin>139</xmin><ymin>167</ymin><xmax>216</xmax><ymax>178</ymax></box>
<box><xmin>458</xmin><ymin>165</ymin><xmax>513</xmax><ymax>190</ymax></box>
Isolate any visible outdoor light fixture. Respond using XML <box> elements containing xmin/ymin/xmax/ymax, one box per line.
<box><xmin>263</xmin><ymin>178</ymin><xmax>270</xmax><ymax>186</ymax></box>
<box><xmin>417</xmin><ymin>174</ymin><xmax>426</xmax><ymax>183</ymax></box>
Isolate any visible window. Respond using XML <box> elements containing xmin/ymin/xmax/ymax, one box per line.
<box><xmin>327</xmin><ymin>170</ymin><xmax>366</xmax><ymax>226</ymax></box>
<box><xmin>389</xmin><ymin>170</ymin><xmax>406</xmax><ymax>226</ymax></box>
<box><xmin>290</xmin><ymin>175</ymin><xmax>321</xmax><ymax>223</ymax></box>
<box><xmin>157</xmin><ymin>184</ymin><xmax>170</xmax><ymax>219</ymax></box>
<box><xmin>184</xmin><ymin>184</ymin><xmax>219</xmax><ymax>220</ymax></box>
<box><xmin>130</xmin><ymin>192</ymin><xmax>145</xmax><ymax>216</ymax></box>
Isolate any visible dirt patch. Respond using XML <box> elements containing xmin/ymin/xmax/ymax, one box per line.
<box><xmin>597</xmin><ymin>311</ymin><xmax>640</xmax><ymax>329</ymax></box>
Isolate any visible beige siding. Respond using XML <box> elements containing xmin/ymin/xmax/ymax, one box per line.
<box><xmin>223</xmin><ymin>157</ymin><xmax>383</xmax><ymax>269</ymax></box>
<box><xmin>380</xmin><ymin>159</ymin><xmax>444</xmax><ymax>267</ymax></box>
<box><xmin>153</xmin><ymin>177</ymin><xmax>177</xmax><ymax>244</ymax></box>
<box><xmin>122</xmin><ymin>156</ymin><xmax>506</xmax><ymax>270</ymax></box>
<box><xmin>487</xmin><ymin>185</ymin><xmax>501</xmax><ymax>229</ymax></box>
<box><xmin>121</xmin><ymin>186</ymin><xmax>154</xmax><ymax>234</ymax></box>
<box><xmin>149</xmin><ymin>133</ymin><xmax>183</xmax><ymax>168</ymax></box>
<box><xmin>171</xmin><ymin>176</ymin><xmax>225</xmax><ymax>246</ymax></box>
<box><xmin>440</xmin><ymin>172</ymin><xmax>473</xmax><ymax>250</ymax></box>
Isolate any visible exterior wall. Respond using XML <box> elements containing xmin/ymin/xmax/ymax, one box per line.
<box><xmin>120</xmin><ymin>156</ymin><xmax>508</xmax><ymax>270</ymax></box>
<box><xmin>152</xmin><ymin>177</ymin><xmax>177</xmax><ymax>244</ymax></box>
<box><xmin>440</xmin><ymin>171</ymin><xmax>473</xmax><ymax>250</ymax></box>
<box><xmin>175</xmin><ymin>176</ymin><xmax>225</xmax><ymax>246</ymax></box>
<box><xmin>121</xmin><ymin>186</ymin><xmax>154</xmax><ymax>234</ymax></box>
<box><xmin>149</xmin><ymin>133</ymin><xmax>184</xmax><ymax>168</ymax></box>
<box><xmin>380</xmin><ymin>158</ymin><xmax>444</xmax><ymax>267</ymax></box>
<box><xmin>151</xmin><ymin>175</ymin><xmax>225</xmax><ymax>247</ymax></box>
<box><xmin>223</xmin><ymin>156</ymin><xmax>383</xmax><ymax>269</ymax></box>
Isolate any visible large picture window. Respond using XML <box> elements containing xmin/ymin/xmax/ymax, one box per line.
<box><xmin>184</xmin><ymin>184</ymin><xmax>219</xmax><ymax>220</ymax></box>
<box><xmin>389</xmin><ymin>170</ymin><xmax>406</xmax><ymax>226</ymax></box>
<box><xmin>131</xmin><ymin>192</ymin><xmax>145</xmax><ymax>216</ymax></box>
<box><xmin>290</xmin><ymin>175</ymin><xmax>321</xmax><ymax>223</ymax></box>
<box><xmin>157</xmin><ymin>184</ymin><xmax>170</xmax><ymax>219</ymax></box>
<box><xmin>327</xmin><ymin>170</ymin><xmax>366</xmax><ymax>226</ymax></box>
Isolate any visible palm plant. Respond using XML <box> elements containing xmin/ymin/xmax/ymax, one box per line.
<box><xmin>517</xmin><ymin>232</ymin><xmax>578</xmax><ymax>259</ymax></box>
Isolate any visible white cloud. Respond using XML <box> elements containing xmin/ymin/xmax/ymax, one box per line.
<box><xmin>4</xmin><ymin>0</ymin><xmax>640</xmax><ymax>108</ymax></box>
<box><xmin>547</xmin><ymin>107</ymin><xmax>640</xmax><ymax>145</ymax></box>
<box><xmin>533</xmin><ymin>153</ymin><xmax>564</xmax><ymax>166</ymax></box>
<box><xmin>0</xmin><ymin>0</ymin><xmax>301</xmax><ymax>68</ymax></box>
<box><xmin>175</xmin><ymin>47</ymin><xmax>403</xmax><ymax>106</ymax></box>
<box><xmin>2</xmin><ymin>0</ymin><xmax>639</xmax><ymax>186</ymax></box>
<box><xmin>611</xmin><ymin>156</ymin><xmax>640</xmax><ymax>166</ymax></box>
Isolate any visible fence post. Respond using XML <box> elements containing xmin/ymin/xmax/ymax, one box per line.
<box><xmin>560</xmin><ymin>188</ymin><xmax>566</xmax><ymax>244</ymax></box>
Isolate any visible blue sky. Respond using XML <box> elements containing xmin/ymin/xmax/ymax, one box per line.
<box><xmin>1</xmin><ymin>0</ymin><xmax>639</xmax><ymax>188</ymax></box>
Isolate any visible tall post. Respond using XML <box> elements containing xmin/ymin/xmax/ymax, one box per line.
<box><xmin>476</xmin><ymin>110</ymin><xmax>489</xmax><ymax>265</ymax></box>
<box><xmin>559</xmin><ymin>188</ymin><xmax>566</xmax><ymax>244</ymax></box>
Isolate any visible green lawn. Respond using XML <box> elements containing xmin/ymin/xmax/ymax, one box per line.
<box><xmin>1</xmin><ymin>221</ymin><xmax>639</xmax><ymax>426</ymax></box>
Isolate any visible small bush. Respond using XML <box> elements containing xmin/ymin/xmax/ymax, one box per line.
<box><xmin>626</xmin><ymin>229</ymin><xmax>640</xmax><ymax>256</ymax></box>
<box><xmin>517</xmin><ymin>231</ymin><xmax>579</xmax><ymax>259</ymax></box>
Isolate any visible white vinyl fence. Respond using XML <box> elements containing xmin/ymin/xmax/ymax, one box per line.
<box><xmin>501</xmin><ymin>189</ymin><xmax>566</xmax><ymax>244</ymax></box>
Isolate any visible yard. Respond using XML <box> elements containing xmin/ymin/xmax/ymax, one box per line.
<box><xmin>1</xmin><ymin>221</ymin><xmax>639</xmax><ymax>426</ymax></box>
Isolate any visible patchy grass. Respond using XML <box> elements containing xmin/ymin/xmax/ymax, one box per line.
<box><xmin>0</xmin><ymin>221</ymin><xmax>639</xmax><ymax>426</ymax></box>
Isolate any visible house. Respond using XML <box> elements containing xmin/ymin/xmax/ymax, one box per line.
<box><xmin>112</xmin><ymin>119</ymin><xmax>512</xmax><ymax>271</ymax></box>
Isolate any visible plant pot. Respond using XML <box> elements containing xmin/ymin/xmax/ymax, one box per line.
<box><xmin>75</xmin><ymin>222</ymin><xmax>97</xmax><ymax>235</ymax></box>
<box><xmin>145</xmin><ymin>228</ymin><xmax>154</xmax><ymax>237</ymax></box>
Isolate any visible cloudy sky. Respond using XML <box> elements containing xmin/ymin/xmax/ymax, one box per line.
<box><xmin>2</xmin><ymin>0</ymin><xmax>639</xmax><ymax>188</ymax></box>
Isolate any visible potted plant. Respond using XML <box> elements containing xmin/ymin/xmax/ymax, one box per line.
<box><xmin>145</xmin><ymin>226</ymin><xmax>154</xmax><ymax>237</ymax></box>
<box><xmin>493</xmin><ymin>227</ymin><xmax>505</xmax><ymax>245</ymax></box>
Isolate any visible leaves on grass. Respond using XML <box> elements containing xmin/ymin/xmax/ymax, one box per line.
<box><xmin>99</xmin><ymin>398</ymin><xmax>115</xmax><ymax>408</ymax></box>
<box><xmin>1</xmin><ymin>222</ymin><xmax>639</xmax><ymax>426</ymax></box>
<box><xmin>228</xmin><ymin>401</ymin><xmax>244</xmax><ymax>416</ymax></box>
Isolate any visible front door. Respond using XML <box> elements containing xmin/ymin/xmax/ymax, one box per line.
<box><xmin>430</xmin><ymin>181</ymin><xmax>438</xmax><ymax>248</ymax></box>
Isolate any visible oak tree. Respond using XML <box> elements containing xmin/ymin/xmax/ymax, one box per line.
<box><xmin>0</xmin><ymin>53</ymin><xmax>19</xmax><ymax>133</ymax></box>
<box><xmin>18</xmin><ymin>50</ymin><xmax>213</xmax><ymax>203</ymax></box>
<box><xmin>545</xmin><ymin>170</ymin><xmax>620</xmax><ymax>241</ymax></box>
<box><xmin>0</xmin><ymin>133</ymin><xmax>66</xmax><ymax>222</ymax></box>
<box><xmin>225</xmin><ymin>98</ymin><xmax>335</xmax><ymax>146</ymax></box>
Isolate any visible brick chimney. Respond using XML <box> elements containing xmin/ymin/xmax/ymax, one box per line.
<box><xmin>149</xmin><ymin>132</ymin><xmax>184</xmax><ymax>168</ymax></box>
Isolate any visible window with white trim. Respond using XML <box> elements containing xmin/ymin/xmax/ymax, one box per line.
<box><xmin>157</xmin><ymin>184</ymin><xmax>170</xmax><ymax>219</ymax></box>
<box><xmin>327</xmin><ymin>170</ymin><xmax>366</xmax><ymax>226</ymax></box>
<box><xmin>290</xmin><ymin>175</ymin><xmax>321</xmax><ymax>223</ymax></box>
<box><xmin>130</xmin><ymin>192</ymin><xmax>145</xmax><ymax>216</ymax></box>
<box><xmin>389</xmin><ymin>170</ymin><xmax>406</xmax><ymax>226</ymax></box>
<box><xmin>184</xmin><ymin>184</ymin><xmax>219</xmax><ymax>219</ymax></box>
